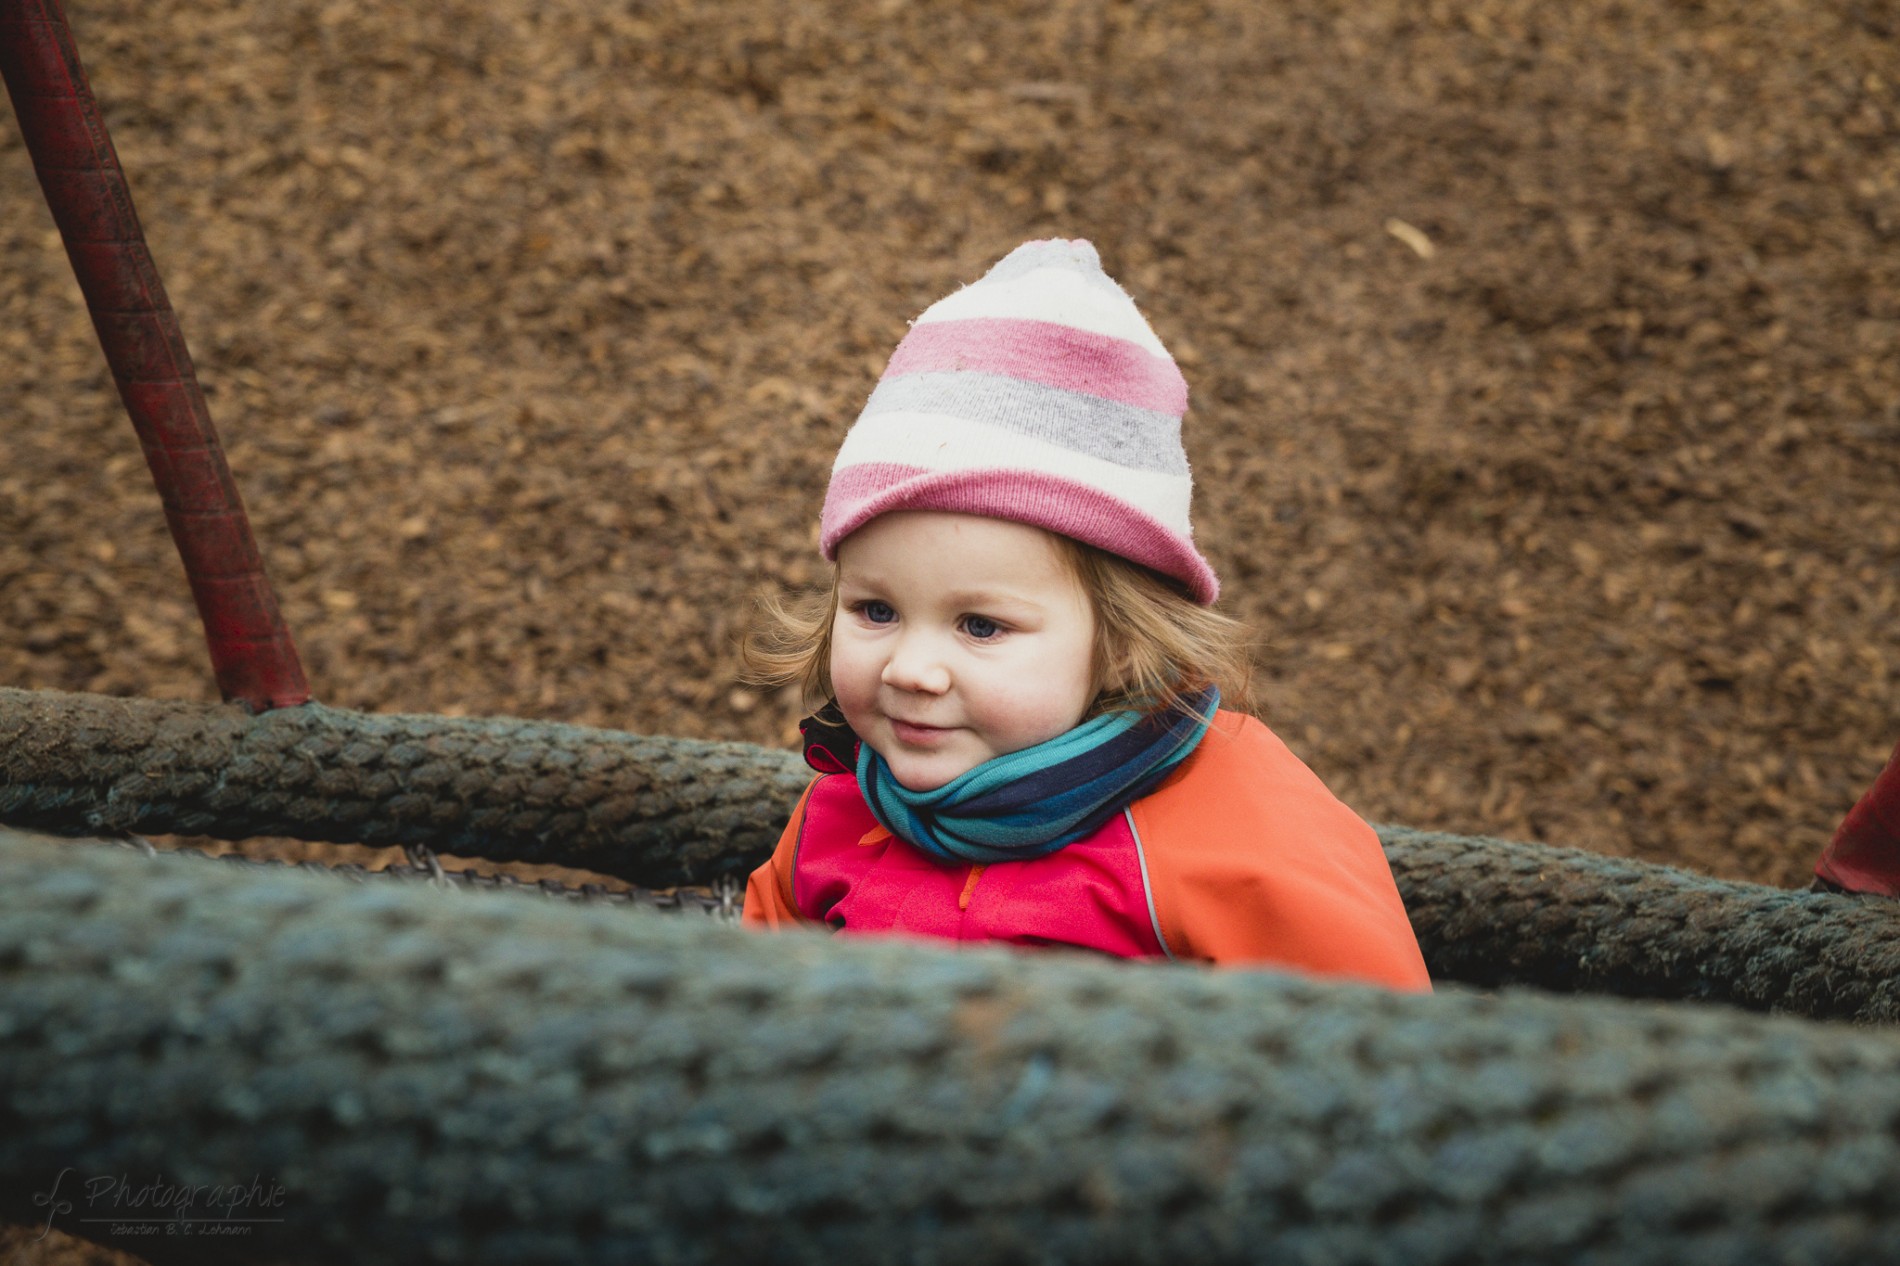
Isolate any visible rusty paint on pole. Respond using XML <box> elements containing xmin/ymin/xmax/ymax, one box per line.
<box><xmin>0</xmin><ymin>0</ymin><xmax>310</xmax><ymax>710</ymax></box>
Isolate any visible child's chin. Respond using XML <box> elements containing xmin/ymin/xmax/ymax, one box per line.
<box><xmin>883</xmin><ymin>755</ymin><xmax>974</xmax><ymax>793</ymax></box>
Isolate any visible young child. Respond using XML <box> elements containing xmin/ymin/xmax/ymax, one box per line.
<box><xmin>742</xmin><ymin>239</ymin><xmax>1429</xmax><ymax>991</ymax></box>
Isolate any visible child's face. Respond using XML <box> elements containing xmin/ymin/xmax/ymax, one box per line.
<box><xmin>831</xmin><ymin>511</ymin><xmax>1098</xmax><ymax>792</ymax></box>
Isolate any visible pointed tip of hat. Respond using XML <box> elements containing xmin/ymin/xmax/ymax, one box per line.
<box><xmin>1046</xmin><ymin>236</ymin><xmax>1099</xmax><ymax>259</ymax></box>
<box><xmin>1020</xmin><ymin>237</ymin><xmax>1100</xmax><ymax>265</ymax></box>
<box><xmin>981</xmin><ymin>238</ymin><xmax>1108</xmax><ymax>286</ymax></box>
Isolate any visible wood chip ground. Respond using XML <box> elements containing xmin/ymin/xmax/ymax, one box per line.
<box><xmin>4</xmin><ymin>1</ymin><xmax>1899</xmax><ymax>1258</ymax></box>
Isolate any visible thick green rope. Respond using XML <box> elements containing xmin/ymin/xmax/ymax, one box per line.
<box><xmin>4</xmin><ymin>829</ymin><xmax>1900</xmax><ymax>1266</ymax></box>
<box><xmin>1384</xmin><ymin>825</ymin><xmax>1900</xmax><ymax>1023</ymax></box>
<box><xmin>0</xmin><ymin>686</ymin><xmax>806</xmax><ymax>884</ymax></box>
<box><xmin>4</xmin><ymin>687</ymin><xmax>1898</xmax><ymax>1021</ymax></box>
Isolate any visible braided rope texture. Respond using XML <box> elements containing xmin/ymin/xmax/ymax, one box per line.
<box><xmin>0</xmin><ymin>686</ymin><xmax>808</xmax><ymax>885</ymax></box>
<box><xmin>3</xmin><ymin>828</ymin><xmax>1900</xmax><ymax>1266</ymax></box>
<box><xmin>1384</xmin><ymin>826</ymin><xmax>1900</xmax><ymax>1023</ymax></box>
<box><xmin>7</xmin><ymin>687</ymin><xmax>1900</xmax><ymax>1021</ymax></box>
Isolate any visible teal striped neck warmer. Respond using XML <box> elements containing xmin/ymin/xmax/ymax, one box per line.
<box><xmin>853</xmin><ymin>687</ymin><xmax>1221</xmax><ymax>866</ymax></box>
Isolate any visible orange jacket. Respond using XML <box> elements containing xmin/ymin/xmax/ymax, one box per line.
<box><xmin>744</xmin><ymin>711</ymin><xmax>1431</xmax><ymax>991</ymax></box>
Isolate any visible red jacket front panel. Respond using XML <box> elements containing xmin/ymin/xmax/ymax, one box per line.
<box><xmin>788</xmin><ymin>770</ymin><xmax>1167</xmax><ymax>958</ymax></box>
<box><xmin>744</xmin><ymin>711</ymin><xmax>1433</xmax><ymax>991</ymax></box>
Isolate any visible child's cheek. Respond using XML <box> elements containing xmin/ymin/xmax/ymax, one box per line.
<box><xmin>977</xmin><ymin>681</ymin><xmax>1074</xmax><ymax>750</ymax></box>
<box><xmin>829</xmin><ymin>634</ymin><xmax>873</xmax><ymax>718</ymax></box>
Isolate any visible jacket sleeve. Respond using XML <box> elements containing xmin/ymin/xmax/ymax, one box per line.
<box><xmin>742</xmin><ymin>777</ymin><xmax>819</xmax><ymax>930</ymax></box>
<box><xmin>1134</xmin><ymin>713</ymin><xmax>1432</xmax><ymax>991</ymax></box>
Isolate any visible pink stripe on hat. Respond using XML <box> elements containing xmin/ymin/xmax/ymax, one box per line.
<box><xmin>823</xmin><ymin>463</ymin><xmax>1219</xmax><ymax>603</ymax></box>
<box><xmin>883</xmin><ymin>318</ymin><xmax>1188</xmax><ymax>416</ymax></box>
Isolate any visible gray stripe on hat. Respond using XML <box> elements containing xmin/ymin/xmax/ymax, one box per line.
<box><xmin>860</xmin><ymin>371</ymin><xmax>1190</xmax><ymax>475</ymax></box>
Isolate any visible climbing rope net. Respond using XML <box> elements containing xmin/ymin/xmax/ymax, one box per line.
<box><xmin>6</xmin><ymin>687</ymin><xmax>1900</xmax><ymax>1264</ymax></box>
<box><xmin>3</xmin><ymin>1</ymin><xmax>1900</xmax><ymax>1262</ymax></box>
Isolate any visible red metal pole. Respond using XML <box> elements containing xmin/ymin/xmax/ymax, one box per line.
<box><xmin>1814</xmin><ymin>740</ymin><xmax>1900</xmax><ymax>897</ymax></box>
<box><xmin>0</xmin><ymin>0</ymin><xmax>309</xmax><ymax>710</ymax></box>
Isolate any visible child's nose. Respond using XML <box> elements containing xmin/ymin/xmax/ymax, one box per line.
<box><xmin>881</xmin><ymin>636</ymin><xmax>951</xmax><ymax>695</ymax></box>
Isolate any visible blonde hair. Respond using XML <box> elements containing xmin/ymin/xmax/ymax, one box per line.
<box><xmin>741</xmin><ymin>535</ymin><xmax>1254</xmax><ymax>721</ymax></box>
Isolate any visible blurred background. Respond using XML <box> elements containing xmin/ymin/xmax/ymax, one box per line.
<box><xmin>2</xmin><ymin>0</ymin><xmax>1897</xmax><ymax>906</ymax></box>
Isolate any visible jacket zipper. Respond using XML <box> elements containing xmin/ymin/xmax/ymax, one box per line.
<box><xmin>957</xmin><ymin>863</ymin><xmax>986</xmax><ymax>913</ymax></box>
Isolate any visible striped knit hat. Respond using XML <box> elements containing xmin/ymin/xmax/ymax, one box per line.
<box><xmin>820</xmin><ymin>238</ymin><xmax>1219</xmax><ymax>603</ymax></box>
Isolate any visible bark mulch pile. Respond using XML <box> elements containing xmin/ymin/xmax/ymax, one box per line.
<box><xmin>1</xmin><ymin>1</ymin><xmax>1897</xmax><ymax>1260</ymax></box>
<box><xmin>4</xmin><ymin>3</ymin><xmax>1898</xmax><ymax>890</ymax></box>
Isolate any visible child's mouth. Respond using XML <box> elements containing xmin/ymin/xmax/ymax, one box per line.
<box><xmin>889</xmin><ymin>719</ymin><xmax>953</xmax><ymax>745</ymax></box>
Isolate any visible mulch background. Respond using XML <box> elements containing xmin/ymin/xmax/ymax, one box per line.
<box><xmin>0</xmin><ymin>0</ymin><xmax>1892</xmax><ymax>1246</ymax></box>
<box><xmin>1</xmin><ymin>1</ymin><xmax>1897</xmax><ymax>1257</ymax></box>
<box><xmin>5</xmin><ymin>0</ymin><xmax>1898</xmax><ymax>880</ymax></box>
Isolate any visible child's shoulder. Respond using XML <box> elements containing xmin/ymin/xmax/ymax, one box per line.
<box><xmin>1174</xmin><ymin>709</ymin><xmax>1334</xmax><ymax>795</ymax></box>
<box><xmin>1132</xmin><ymin>710</ymin><xmax>1430</xmax><ymax>986</ymax></box>
<box><xmin>1134</xmin><ymin>708</ymin><xmax>1373</xmax><ymax>853</ymax></box>
<box><xmin>797</xmin><ymin>769</ymin><xmax>926</xmax><ymax>862</ymax></box>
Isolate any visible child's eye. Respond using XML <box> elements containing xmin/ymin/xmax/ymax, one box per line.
<box><xmin>859</xmin><ymin>600</ymin><xmax>897</xmax><ymax>625</ymax></box>
<box><xmin>961</xmin><ymin>615</ymin><xmax>1001</xmax><ymax>640</ymax></box>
